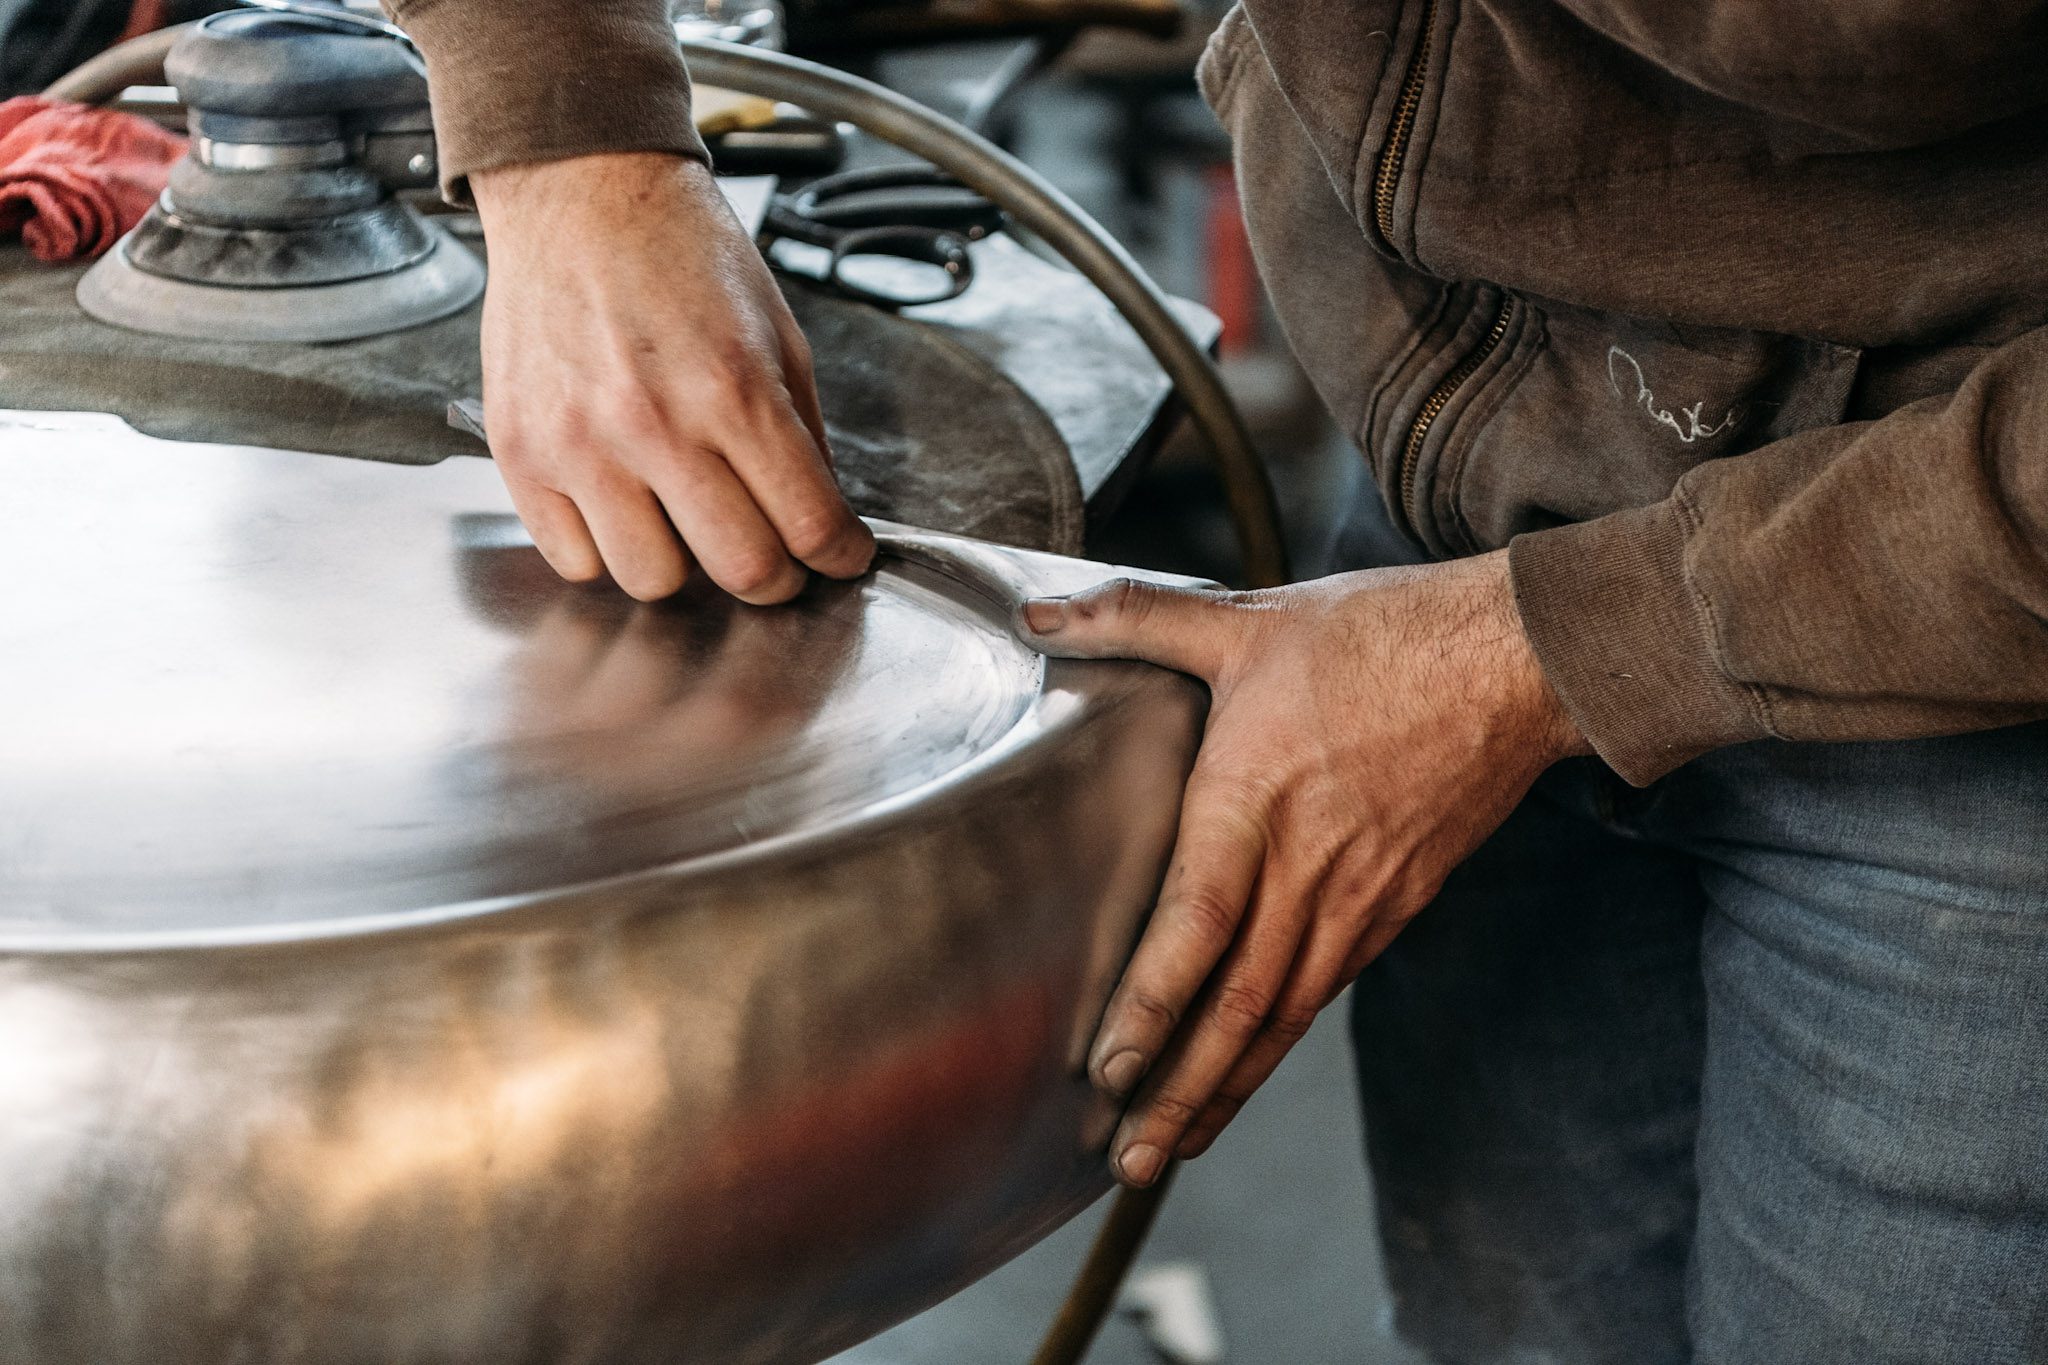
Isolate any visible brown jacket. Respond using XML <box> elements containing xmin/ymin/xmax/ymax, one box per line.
<box><xmin>382</xmin><ymin>0</ymin><xmax>706</xmax><ymax>201</ymax></box>
<box><xmin>394</xmin><ymin>0</ymin><xmax>2048</xmax><ymax>784</ymax></box>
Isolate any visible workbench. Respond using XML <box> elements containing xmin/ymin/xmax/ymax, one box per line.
<box><xmin>908</xmin><ymin>232</ymin><xmax>1219</xmax><ymax>522</ymax></box>
<box><xmin>0</xmin><ymin>230</ymin><xmax>1218</xmax><ymax>555</ymax></box>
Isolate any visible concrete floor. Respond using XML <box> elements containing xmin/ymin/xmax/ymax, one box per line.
<box><xmin>829</xmin><ymin>1000</ymin><xmax>1423</xmax><ymax>1365</ymax></box>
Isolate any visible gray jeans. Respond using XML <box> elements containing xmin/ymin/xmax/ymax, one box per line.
<box><xmin>1353</xmin><ymin>725</ymin><xmax>2048</xmax><ymax>1364</ymax></box>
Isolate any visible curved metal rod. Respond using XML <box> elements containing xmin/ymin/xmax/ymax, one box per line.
<box><xmin>680</xmin><ymin>39</ymin><xmax>1288</xmax><ymax>588</ymax></box>
<box><xmin>42</xmin><ymin>24</ymin><xmax>182</xmax><ymax>102</ymax></box>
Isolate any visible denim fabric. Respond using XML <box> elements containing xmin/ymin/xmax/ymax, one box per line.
<box><xmin>1352</xmin><ymin>724</ymin><xmax>2048</xmax><ymax>1364</ymax></box>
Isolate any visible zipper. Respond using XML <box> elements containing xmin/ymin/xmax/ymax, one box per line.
<box><xmin>1373</xmin><ymin>0</ymin><xmax>1516</xmax><ymax>547</ymax></box>
<box><xmin>1372</xmin><ymin>0</ymin><xmax>1439</xmax><ymax>248</ymax></box>
<box><xmin>1396</xmin><ymin>294</ymin><xmax>1515</xmax><ymax>542</ymax></box>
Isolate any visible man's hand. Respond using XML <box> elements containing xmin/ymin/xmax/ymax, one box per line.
<box><xmin>1017</xmin><ymin>550</ymin><xmax>1587</xmax><ymax>1186</ymax></box>
<box><xmin>470</xmin><ymin>153</ymin><xmax>875</xmax><ymax>603</ymax></box>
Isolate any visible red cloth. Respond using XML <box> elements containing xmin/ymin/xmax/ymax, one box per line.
<box><xmin>0</xmin><ymin>97</ymin><xmax>186</xmax><ymax>264</ymax></box>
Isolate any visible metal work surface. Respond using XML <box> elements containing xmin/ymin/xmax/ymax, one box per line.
<box><xmin>0</xmin><ymin>414</ymin><xmax>1207</xmax><ymax>1363</ymax></box>
<box><xmin>2</xmin><ymin>233</ymin><xmax>1207</xmax><ymax>536</ymax></box>
<box><xmin>1</xmin><ymin>422</ymin><xmax>1049</xmax><ymax>939</ymax></box>
<box><xmin>910</xmin><ymin>235</ymin><xmax>1219</xmax><ymax>517</ymax></box>
<box><xmin>3</xmin><ymin>245</ymin><xmax>1088</xmax><ymax>554</ymax></box>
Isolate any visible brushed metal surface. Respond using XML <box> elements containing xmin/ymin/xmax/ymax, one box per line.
<box><xmin>0</xmin><ymin>413</ymin><xmax>1206</xmax><ymax>1363</ymax></box>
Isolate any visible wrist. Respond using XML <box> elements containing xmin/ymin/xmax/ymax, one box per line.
<box><xmin>471</xmin><ymin>153</ymin><xmax>718</xmax><ymax>234</ymax></box>
<box><xmin>1442</xmin><ymin>551</ymin><xmax>1591</xmax><ymax>768</ymax></box>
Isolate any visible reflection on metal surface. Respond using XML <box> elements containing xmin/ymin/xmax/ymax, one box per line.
<box><xmin>0</xmin><ymin>425</ymin><xmax>1047</xmax><ymax>939</ymax></box>
<box><xmin>0</xmin><ymin>415</ymin><xmax>1207</xmax><ymax>1364</ymax></box>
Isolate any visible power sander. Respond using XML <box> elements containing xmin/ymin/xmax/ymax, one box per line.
<box><xmin>77</xmin><ymin>2</ymin><xmax>483</xmax><ymax>343</ymax></box>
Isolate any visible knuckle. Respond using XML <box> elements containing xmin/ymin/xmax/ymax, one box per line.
<box><xmin>703</xmin><ymin>345</ymin><xmax>762</xmax><ymax>397</ymax></box>
<box><xmin>1081</xmin><ymin>577</ymin><xmax>1151</xmax><ymax>626</ymax></box>
<box><xmin>1142</xmin><ymin>1091</ymin><xmax>1203</xmax><ymax>1127</ymax></box>
<box><xmin>599</xmin><ymin>388</ymin><xmax>672</xmax><ymax>443</ymax></box>
<box><xmin>563</xmin><ymin>459</ymin><xmax>635</xmax><ymax>503</ymax></box>
<box><xmin>1208</xmin><ymin>980</ymin><xmax>1274</xmax><ymax>1033</ymax></box>
<box><xmin>1186</xmin><ymin>758</ymin><xmax>1277</xmax><ymax>821</ymax></box>
<box><xmin>1217</xmin><ymin>781</ymin><xmax>1283</xmax><ymax>835</ymax></box>
<box><xmin>1172</xmin><ymin>884</ymin><xmax>1245</xmax><ymax>947</ymax></box>
<box><xmin>514</xmin><ymin>431</ymin><xmax>585</xmax><ymax>482</ymax></box>
<box><xmin>1328</xmin><ymin>866</ymin><xmax>1384</xmax><ymax>909</ymax></box>
<box><xmin>781</xmin><ymin>505</ymin><xmax>854</xmax><ymax>562</ymax></box>
<box><xmin>1262</xmin><ymin>1004</ymin><xmax>1319</xmax><ymax>1046</ymax></box>
<box><xmin>717</xmin><ymin>549</ymin><xmax>801</xmax><ymax>602</ymax></box>
<box><xmin>490</xmin><ymin>435</ymin><xmax>536</xmax><ymax>472</ymax></box>
<box><xmin>1117</xmin><ymin>987</ymin><xmax>1182</xmax><ymax>1036</ymax></box>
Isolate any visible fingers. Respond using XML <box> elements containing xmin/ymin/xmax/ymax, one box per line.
<box><xmin>499</xmin><ymin>387</ymin><xmax>868</xmax><ymax>605</ymax></box>
<box><xmin>1085</xmin><ymin>763</ymin><xmax>1270</xmax><ymax>1184</ymax></box>
<box><xmin>1098</xmin><ymin>833</ymin><xmax>1333</xmax><ymax>1187</ymax></box>
<box><xmin>779</xmin><ymin>325</ymin><xmax>837</xmax><ymax>471</ymax></box>
<box><xmin>500</xmin><ymin>473</ymin><xmax>604</xmax><ymax>585</ymax></box>
<box><xmin>644</xmin><ymin>444</ymin><xmax>808</xmax><ymax>606</ymax></box>
<box><xmin>1016</xmin><ymin>579</ymin><xmax>1242</xmax><ymax>679</ymax></box>
<box><xmin>1153</xmin><ymin>847</ymin><xmax>1421</xmax><ymax>1166</ymax></box>
<box><xmin>571</xmin><ymin>476</ymin><xmax>692</xmax><ymax>603</ymax></box>
<box><xmin>717</xmin><ymin>384</ymin><xmax>875</xmax><ymax>583</ymax></box>
<box><xmin>1106</xmin><ymin>883</ymin><xmax>1314</xmax><ymax>1187</ymax></box>
<box><xmin>1172</xmin><ymin>905</ymin><xmax>1357</xmax><ymax>1162</ymax></box>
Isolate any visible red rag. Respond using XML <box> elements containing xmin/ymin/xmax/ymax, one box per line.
<box><xmin>0</xmin><ymin>96</ymin><xmax>186</xmax><ymax>264</ymax></box>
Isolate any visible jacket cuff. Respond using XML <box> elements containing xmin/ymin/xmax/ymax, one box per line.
<box><xmin>391</xmin><ymin>0</ymin><xmax>709</xmax><ymax>204</ymax></box>
<box><xmin>1508</xmin><ymin>498</ymin><xmax>1770</xmax><ymax>786</ymax></box>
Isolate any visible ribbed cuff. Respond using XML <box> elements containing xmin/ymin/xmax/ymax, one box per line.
<box><xmin>1508</xmin><ymin>498</ymin><xmax>1769</xmax><ymax>786</ymax></box>
<box><xmin>391</xmin><ymin>0</ymin><xmax>709</xmax><ymax>204</ymax></box>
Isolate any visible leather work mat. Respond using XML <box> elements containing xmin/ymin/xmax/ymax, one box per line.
<box><xmin>0</xmin><ymin>245</ymin><xmax>1085</xmax><ymax>555</ymax></box>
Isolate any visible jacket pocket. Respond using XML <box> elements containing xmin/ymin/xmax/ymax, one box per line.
<box><xmin>1420</xmin><ymin>300</ymin><xmax>1862</xmax><ymax>555</ymax></box>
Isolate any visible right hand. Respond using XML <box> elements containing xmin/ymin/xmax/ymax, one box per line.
<box><xmin>1014</xmin><ymin>554</ymin><xmax>1585</xmax><ymax>1185</ymax></box>
<box><xmin>469</xmin><ymin>152</ymin><xmax>875</xmax><ymax>603</ymax></box>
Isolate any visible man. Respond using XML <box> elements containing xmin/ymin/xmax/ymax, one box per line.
<box><xmin>393</xmin><ymin>0</ymin><xmax>2048</xmax><ymax>1360</ymax></box>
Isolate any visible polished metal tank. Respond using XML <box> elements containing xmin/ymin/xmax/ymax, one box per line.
<box><xmin>0</xmin><ymin>413</ymin><xmax>1206</xmax><ymax>1364</ymax></box>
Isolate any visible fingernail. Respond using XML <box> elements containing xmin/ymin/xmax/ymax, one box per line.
<box><xmin>1097</xmin><ymin>1049</ymin><xmax>1146</xmax><ymax>1098</ymax></box>
<box><xmin>1020</xmin><ymin>597</ymin><xmax>1066</xmax><ymax>635</ymax></box>
<box><xmin>1116</xmin><ymin>1143</ymin><xmax>1165</xmax><ymax>1187</ymax></box>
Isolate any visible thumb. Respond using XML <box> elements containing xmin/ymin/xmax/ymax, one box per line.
<box><xmin>1015</xmin><ymin>578</ymin><xmax>1239</xmax><ymax>679</ymax></box>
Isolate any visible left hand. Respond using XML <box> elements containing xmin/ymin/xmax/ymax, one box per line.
<box><xmin>1015</xmin><ymin>550</ymin><xmax>1588</xmax><ymax>1187</ymax></box>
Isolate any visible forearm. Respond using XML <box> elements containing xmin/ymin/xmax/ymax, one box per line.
<box><xmin>380</xmin><ymin>0</ymin><xmax>705</xmax><ymax>203</ymax></box>
<box><xmin>1513</xmin><ymin>322</ymin><xmax>2048</xmax><ymax>784</ymax></box>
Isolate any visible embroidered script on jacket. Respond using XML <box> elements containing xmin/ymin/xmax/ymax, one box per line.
<box><xmin>1606</xmin><ymin>346</ymin><xmax>1742</xmax><ymax>445</ymax></box>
